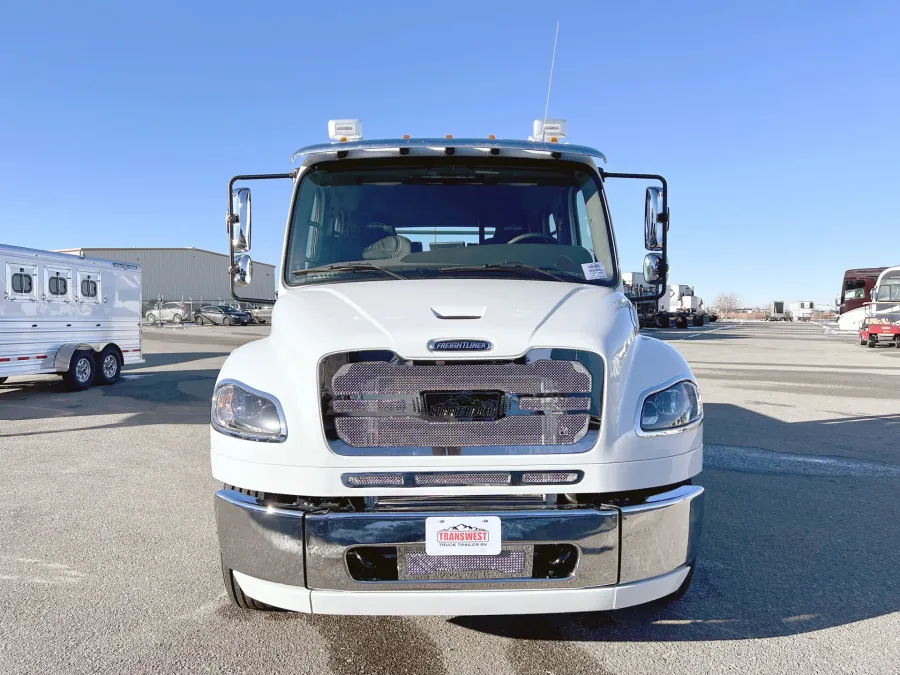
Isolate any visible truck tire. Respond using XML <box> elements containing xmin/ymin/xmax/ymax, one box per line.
<box><xmin>656</xmin><ymin>566</ymin><xmax>695</xmax><ymax>605</ymax></box>
<box><xmin>675</xmin><ymin>316</ymin><xmax>689</xmax><ymax>329</ymax></box>
<box><xmin>655</xmin><ymin>315</ymin><xmax>669</xmax><ymax>329</ymax></box>
<box><xmin>221</xmin><ymin>558</ymin><xmax>275</xmax><ymax>611</ymax></box>
<box><xmin>692</xmin><ymin>315</ymin><xmax>704</xmax><ymax>327</ymax></box>
<box><xmin>64</xmin><ymin>349</ymin><xmax>96</xmax><ymax>391</ymax></box>
<box><xmin>96</xmin><ymin>347</ymin><xmax>122</xmax><ymax>386</ymax></box>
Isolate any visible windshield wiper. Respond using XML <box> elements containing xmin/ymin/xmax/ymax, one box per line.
<box><xmin>290</xmin><ymin>263</ymin><xmax>407</xmax><ymax>281</ymax></box>
<box><xmin>435</xmin><ymin>262</ymin><xmax>575</xmax><ymax>283</ymax></box>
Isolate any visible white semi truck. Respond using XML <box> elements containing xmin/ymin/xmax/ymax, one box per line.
<box><xmin>212</xmin><ymin>120</ymin><xmax>704</xmax><ymax>615</ymax></box>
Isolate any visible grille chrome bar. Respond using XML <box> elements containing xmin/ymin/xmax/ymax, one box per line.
<box><xmin>518</xmin><ymin>396</ymin><xmax>592</xmax><ymax>411</ymax></box>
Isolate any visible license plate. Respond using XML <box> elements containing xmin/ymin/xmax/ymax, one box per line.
<box><xmin>425</xmin><ymin>516</ymin><xmax>501</xmax><ymax>555</ymax></box>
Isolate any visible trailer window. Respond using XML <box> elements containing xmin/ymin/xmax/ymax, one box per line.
<box><xmin>12</xmin><ymin>273</ymin><xmax>33</xmax><ymax>294</ymax></box>
<box><xmin>49</xmin><ymin>275</ymin><xmax>68</xmax><ymax>296</ymax></box>
<box><xmin>81</xmin><ymin>279</ymin><xmax>97</xmax><ymax>298</ymax></box>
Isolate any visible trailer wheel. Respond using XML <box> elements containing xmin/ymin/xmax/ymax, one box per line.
<box><xmin>63</xmin><ymin>349</ymin><xmax>96</xmax><ymax>391</ymax></box>
<box><xmin>96</xmin><ymin>347</ymin><xmax>122</xmax><ymax>386</ymax></box>
<box><xmin>868</xmin><ymin>335</ymin><xmax>878</xmax><ymax>348</ymax></box>
<box><xmin>221</xmin><ymin>557</ymin><xmax>275</xmax><ymax>611</ymax></box>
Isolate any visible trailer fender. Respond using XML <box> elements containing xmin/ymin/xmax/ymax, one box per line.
<box><xmin>54</xmin><ymin>343</ymin><xmax>98</xmax><ymax>373</ymax></box>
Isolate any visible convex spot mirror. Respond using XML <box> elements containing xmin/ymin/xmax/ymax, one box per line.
<box><xmin>643</xmin><ymin>252</ymin><xmax>663</xmax><ymax>284</ymax></box>
<box><xmin>231</xmin><ymin>188</ymin><xmax>252</xmax><ymax>253</ymax></box>
<box><xmin>233</xmin><ymin>254</ymin><xmax>252</xmax><ymax>287</ymax></box>
<box><xmin>644</xmin><ymin>187</ymin><xmax>665</xmax><ymax>251</ymax></box>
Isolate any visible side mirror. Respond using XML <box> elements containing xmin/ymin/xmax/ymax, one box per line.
<box><xmin>644</xmin><ymin>187</ymin><xmax>664</xmax><ymax>251</ymax></box>
<box><xmin>643</xmin><ymin>252</ymin><xmax>663</xmax><ymax>284</ymax></box>
<box><xmin>870</xmin><ymin>290</ymin><xmax>878</xmax><ymax>302</ymax></box>
<box><xmin>233</xmin><ymin>254</ymin><xmax>253</xmax><ymax>287</ymax></box>
<box><xmin>230</xmin><ymin>188</ymin><xmax>252</xmax><ymax>253</ymax></box>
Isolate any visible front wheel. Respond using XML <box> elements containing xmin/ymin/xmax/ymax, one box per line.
<box><xmin>172</xmin><ymin>313</ymin><xmax>183</xmax><ymax>325</ymax></box>
<box><xmin>147</xmin><ymin>314</ymin><xmax>157</xmax><ymax>325</ymax></box>
<box><xmin>221</xmin><ymin>558</ymin><xmax>274</xmax><ymax>611</ymax></box>
<box><xmin>195</xmin><ymin>315</ymin><xmax>204</xmax><ymax>325</ymax></box>
<box><xmin>655</xmin><ymin>566</ymin><xmax>695</xmax><ymax>606</ymax></box>
<box><xmin>96</xmin><ymin>348</ymin><xmax>121</xmax><ymax>386</ymax></box>
<box><xmin>223</xmin><ymin>317</ymin><xmax>233</xmax><ymax>327</ymax></box>
<box><xmin>868</xmin><ymin>335</ymin><xmax>878</xmax><ymax>348</ymax></box>
<box><xmin>63</xmin><ymin>350</ymin><xmax>96</xmax><ymax>391</ymax></box>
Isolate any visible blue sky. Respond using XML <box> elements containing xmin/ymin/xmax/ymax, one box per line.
<box><xmin>1</xmin><ymin>0</ymin><xmax>897</xmax><ymax>307</ymax></box>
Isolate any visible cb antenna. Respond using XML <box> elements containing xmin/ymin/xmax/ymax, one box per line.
<box><xmin>541</xmin><ymin>20</ymin><xmax>560</xmax><ymax>142</ymax></box>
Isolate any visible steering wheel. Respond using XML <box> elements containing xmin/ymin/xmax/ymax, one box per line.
<box><xmin>506</xmin><ymin>232</ymin><xmax>559</xmax><ymax>245</ymax></box>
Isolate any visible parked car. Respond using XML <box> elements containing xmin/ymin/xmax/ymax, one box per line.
<box><xmin>194</xmin><ymin>305</ymin><xmax>251</xmax><ymax>326</ymax></box>
<box><xmin>249</xmin><ymin>305</ymin><xmax>273</xmax><ymax>324</ymax></box>
<box><xmin>146</xmin><ymin>301</ymin><xmax>188</xmax><ymax>325</ymax></box>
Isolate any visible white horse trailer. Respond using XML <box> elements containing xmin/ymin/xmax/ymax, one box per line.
<box><xmin>0</xmin><ymin>245</ymin><xmax>143</xmax><ymax>389</ymax></box>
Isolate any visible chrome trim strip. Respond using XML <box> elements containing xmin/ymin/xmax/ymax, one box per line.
<box><xmin>304</xmin><ymin>507</ymin><xmax>618</xmax><ymax>591</ymax></box>
<box><xmin>211</xmin><ymin>378</ymin><xmax>288</xmax><ymax>443</ymax></box>
<box><xmin>292</xmin><ymin>138</ymin><xmax>607</xmax><ymax>163</ymax></box>
<box><xmin>634</xmin><ymin>376</ymin><xmax>703</xmax><ymax>438</ymax></box>
<box><xmin>215</xmin><ymin>489</ymin><xmax>305</xmax><ymax>587</ymax></box>
<box><xmin>340</xmin><ymin>470</ymin><xmax>584</xmax><ymax>488</ymax></box>
<box><xmin>619</xmin><ymin>485</ymin><xmax>704</xmax><ymax>584</ymax></box>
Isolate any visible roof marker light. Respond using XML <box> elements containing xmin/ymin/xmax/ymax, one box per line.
<box><xmin>328</xmin><ymin>119</ymin><xmax>363</xmax><ymax>142</ymax></box>
<box><xmin>529</xmin><ymin>118</ymin><xmax>568</xmax><ymax>143</ymax></box>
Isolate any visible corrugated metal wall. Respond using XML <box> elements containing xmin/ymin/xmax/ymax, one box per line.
<box><xmin>61</xmin><ymin>248</ymin><xmax>276</xmax><ymax>303</ymax></box>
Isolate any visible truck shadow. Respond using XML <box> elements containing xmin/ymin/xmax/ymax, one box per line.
<box><xmin>0</xmin><ymin>351</ymin><xmax>224</xmax><ymax>429</ymax></box>
<box><xmin>452</xmin><ymin>405</ymin><xmax>900</xmax><ymax>641</ymax></box>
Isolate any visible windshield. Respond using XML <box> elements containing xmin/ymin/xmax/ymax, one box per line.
<box><xmin>843</xmin><ymin>280</ymin><xmax>866</xmax><ymax>301</ymax></box>
<box><xmin>284</xmin><ymin>159</ymin><xmax>616</xmax><ymax>287</ymax></box>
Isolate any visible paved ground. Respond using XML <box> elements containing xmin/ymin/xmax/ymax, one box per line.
<box><xmin>1</xmin><ymin>321</ymin><xmax>898</xmax><ymax>674</ymax></box>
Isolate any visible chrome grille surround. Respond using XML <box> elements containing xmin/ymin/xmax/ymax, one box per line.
<box><xmin>321</xmin><ymin>349</ymin><xmax>604</xmax><ymax>455</ymax></box>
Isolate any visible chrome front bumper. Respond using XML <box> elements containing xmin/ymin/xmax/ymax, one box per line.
<box><xmin>215</xmin><ymin>485</ymin><xmax>703</xmax><ymax>594</ymax></box>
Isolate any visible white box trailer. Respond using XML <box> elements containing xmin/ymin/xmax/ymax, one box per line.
<box><xmin>789</xmin><ymin>301</ymin><xmax>814</xmax><ymax>322</ymax></box>
<box><xmin>0</xmin><ymin>245</ymin><xmax>143</xmax><ymax>389</ymax></box>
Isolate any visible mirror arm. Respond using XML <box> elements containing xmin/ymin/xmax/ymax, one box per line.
<box><xmin>226</xmin><ymin>171</ymin><xmax>297</xmax><ymax>305</ymax></box>
<box><xmin>600</xmin><ymin>171</ymin><xmax>669</xmax><ymax>301</ymax></box>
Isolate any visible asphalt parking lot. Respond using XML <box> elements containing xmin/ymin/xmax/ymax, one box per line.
<box><xmin>2</xmin><ymin>321</ymin><xmax>898</xmax><ymax>675</ymax></box>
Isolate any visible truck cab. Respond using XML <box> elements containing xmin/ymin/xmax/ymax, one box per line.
<box><xmin>211</xmin><ymin>120</ymin><xmax>704</xmax><ymax>615</ymax></box>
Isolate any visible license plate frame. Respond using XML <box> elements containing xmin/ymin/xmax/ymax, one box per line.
<box><xmin>425</xmin><ymin>515</ymin><xmax>502</xmax><ymax>556</ymax></box>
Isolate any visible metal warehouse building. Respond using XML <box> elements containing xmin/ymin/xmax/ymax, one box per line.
<box><xmin>56</xmin><ymin>247</ymin><xmax>276</xmax><ymax>309</ymax></box>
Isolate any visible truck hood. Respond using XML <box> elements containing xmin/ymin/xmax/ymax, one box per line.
<box><xmin>271</xmin><ymin>279</ymin><xmax>634</xmax><ymax>359</ymax></box>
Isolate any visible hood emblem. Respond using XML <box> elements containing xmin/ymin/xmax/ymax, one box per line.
<box><xmin>428</xmin><ymin>339</ymin><xmax>493</xmax><ymax>352</ymax></box>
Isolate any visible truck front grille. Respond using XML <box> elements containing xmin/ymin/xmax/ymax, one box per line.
<box><xmin>320</xmin><ymin>350</ymin><xmax>603</xmax><ymax>455</ymax></box>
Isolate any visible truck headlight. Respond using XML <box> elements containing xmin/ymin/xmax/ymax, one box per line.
<box><xmin>211</xmin><ymin>380</ymin><xmax>286</xmax><ymax>442</ymax></box>
<box><xmin>639</xmin><ymin>380</ymin><xmax>702</xmax><ymax>434</ymax></box>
